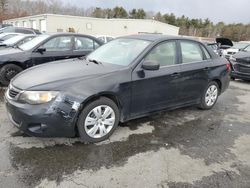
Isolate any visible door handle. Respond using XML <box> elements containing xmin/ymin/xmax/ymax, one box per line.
<box><xmin>171</xmin><ymin>72</ymin><xmax>180</xmax><ymax>77</ymax></box>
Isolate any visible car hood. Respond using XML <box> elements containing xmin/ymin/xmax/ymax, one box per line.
<box><xmin>233</xmin><ymin>51</ymin><xmax>250</xmax><ymax>63</ymax></box>
<box><xmin>216</xmin><ymin>37</ymin><xmax>233</xmax><ymax>47</ymax></box>
<box><xmin>11</xmin><ymin>59</ymin><xmax>122</xmax><ymax>90</ymax></box>
<box><xmin>233</xmin><ymin>51</ymin><xmax>250</xmax><ymax>59</ymax></box>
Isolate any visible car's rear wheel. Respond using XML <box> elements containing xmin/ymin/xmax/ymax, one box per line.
<box><xmin>77</xmin><ymin>97</ymin><xmax>119</xmax><ymax>143</ymax></box>
<box><xmin>0</xmin><ymin>64</ymin><xmax>23</xmax><ymax>86</ymax></box>
<box><xmin>199</xmin><ymin>81</ymin><xmax>219</xmax><ymax>110</ymax></box>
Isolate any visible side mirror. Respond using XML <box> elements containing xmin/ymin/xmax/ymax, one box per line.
<box><xmin>142</xmin><ymin>61</ymin><xmax>160</xmax><ymax>71</ymax></box>
<box><xmin>36</xmin><ymin>48</ymin><xmax>46</xmax><ymax>54</ymax></box>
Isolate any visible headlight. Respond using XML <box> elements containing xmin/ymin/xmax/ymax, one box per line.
<box><xmin>19</xmin><ymin>91</ymin><xmax>58</xmax><ymax>104</ymax></box>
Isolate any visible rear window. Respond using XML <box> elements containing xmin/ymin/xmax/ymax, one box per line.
<box><xmin>180</xmin><ymin>41</ymin><xmax>204</xmax><ymax>64</ymax></box>
<box><xmin>201</xmin><ymin>45</ymin><xmax>211</xmax><ymax>59</ymax></box>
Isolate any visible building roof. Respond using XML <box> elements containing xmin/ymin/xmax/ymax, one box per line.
<box><xmin>3</xmin><ymin>13</ymin><xmax>179</xmax><ymax>30</ymax></box>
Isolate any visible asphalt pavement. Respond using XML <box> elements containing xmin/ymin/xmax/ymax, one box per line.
<box><xmin>0</xmin><ymin>80</ymin><xmax>250</xmax><ymax>188</ymax></box>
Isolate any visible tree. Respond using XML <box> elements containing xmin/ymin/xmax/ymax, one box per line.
<box><xmin>113</xmin><ymin>6</ymin><xmax>127</xmax><ymax>18</ymax></box>
<box><xmin>91</xmin><ymin>7</ymin><xmax>105</xmax><ymax>18</ymax></box>
<box><xmin>129</xmin><ymin>8</ymin><xmax>145</xmax><ymax>19</ymax></box>
<box><xmin>0</xmin><ymin>0</ymin><xmax>8</xmax><ymax>22</ymax></box>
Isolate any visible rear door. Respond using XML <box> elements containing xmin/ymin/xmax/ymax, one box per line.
<box><xmin>31</xmin><ymin>35</ymin><xmax>74</xmax><ymax>65</ymax></box>
<box><xmin>131</xmin><ymin>40</ymin><xmax>182</xmax><ymax>117</ymax></box>
<box><xmin>177</xmin><ymin>40</ymin><xmax>212</xmax><ymax>103</ymax></box>
<box><xmin>72</xmin><ymin>36</ymin><xmax>100</xmax><ymax>58</ymax></box>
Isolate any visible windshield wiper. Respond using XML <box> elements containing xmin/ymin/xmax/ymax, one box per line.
<box><xmin>87</xmin><ymin>58</ymin><xmax>103</xmax><ymax>65</ymax></box>
<box><xmin>15</xmin><ymin>45</ymin><xmax>23</xmax><ymax>51</ymax></box>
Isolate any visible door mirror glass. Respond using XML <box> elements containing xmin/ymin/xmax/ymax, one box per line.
<box><xmin>36</xmin><ymin>47</ymin><xmax>46</xmax><ymax>54</ymax></box>
<box><xmin>142</xmin><ymin>61</ymin><xmax>160</xmax><ymax>70</ymax></box>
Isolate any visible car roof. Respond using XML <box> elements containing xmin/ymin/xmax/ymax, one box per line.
<box><xmin>121</xmin><ymin>34</ymin><xmax>194</xmax><ymax>42</ymax></box>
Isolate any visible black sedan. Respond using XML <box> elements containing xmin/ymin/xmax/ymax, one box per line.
<box><xmin>5</xmin><ymin>35</ymin><xmax>231</xmax><ymax>143</ymax></box>
<box><xmin>0</xmin><ymin>33</ymin><xmax>103</xmax><ymax>86</ymax></box>
<box><xmin>231</xmin><ymin>50</ymin><xmax>250</xmax><ymax>81</ymax></box>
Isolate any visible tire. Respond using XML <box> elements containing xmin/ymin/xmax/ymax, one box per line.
<box><xmin>0</xmin><ymin>64</ymin><xmax>23</xmax><ymax>86</ymax></box>
<box><xmin>77</xmin><ymin>97</ymin><xmax>120</xmax><ymax>143</ymax></box>
<box><xmin>199</xmin><ymin>81</ymin><xmax>219</xmax><ymax>110</ymax></box>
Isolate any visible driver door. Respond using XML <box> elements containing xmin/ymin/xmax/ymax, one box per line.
<box><xmin>31</xmin><ymin>36</ymin><xmax>74</xmax><ymax>66</ymax></box>
<box><xmin>130</xmin><ymin>40</ymin><xmax>182</xmax><ymax>117</ymax></box>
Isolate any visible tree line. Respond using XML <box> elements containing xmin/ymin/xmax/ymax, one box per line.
<box><xmin>0</xmin><ymin>0</ymin><xmax>249</xmax><ymax>41</ymax></box>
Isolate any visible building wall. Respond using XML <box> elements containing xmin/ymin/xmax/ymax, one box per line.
<box><xmin>3</xmin><ymin>14</ymin><xmax>179</xmax><ymax>37</ymax></box>
<box><xmin>3</xmin><ymin>14</ymin><xmax>48</xmax><ymax>32</ymax></box>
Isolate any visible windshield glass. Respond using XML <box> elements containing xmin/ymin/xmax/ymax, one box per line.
<box><xmin>244</xmin><ymin>45</ymin><xmax>250</xmax><ymax>52</ymax></box>
<box><xmin>87</xmin><ymin>38</ymin><xmax>151</xmax><ymax>66</ymax></box>
<box><xmin>3</xmin><ymin>35</ymin><xmax>25</xmax><ymax>45</ymax></box>
<box><xmin>232</xmin><ymin>43</ymin><xmax>250</xmax><ymax>49</ymax></box>
<box><xmin>19</xmin><ymin>35</ymin><xmax>49</xmax><ymax>51</ymax></box>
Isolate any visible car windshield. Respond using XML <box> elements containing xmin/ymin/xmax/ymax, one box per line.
<box><xmin>3</xmin><ymin>35</ymin><xmax>25</xmax><ymax>45</ymax></box>
<box><xmin>19</xmin><ymin>35</ymin><xmax>49</xmax><ymax>51</ymax></box>
<box><xmin>87</xmin><ymin>38</ymin><xmax>151</xmax><ymax>66</ymax></box>
<box><xmin>232</xmin><ymin>43</ymin><xmax>249</xmax><ymax>49</ymax></box>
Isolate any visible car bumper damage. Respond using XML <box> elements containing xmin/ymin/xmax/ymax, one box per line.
<box><xmin>5</xmin><ymin>92</ymin><xmax>81</xmax><ymax>137</ymax></box>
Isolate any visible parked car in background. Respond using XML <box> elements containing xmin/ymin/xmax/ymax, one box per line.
<box><xmin>216</xmin><ymin>37</ymin><xmax>233</xmax><ymax>56</ymax></box>
<box><xmin>0</xmin><ymin>33</ymin><xmax>21</xmax><ymax>42</ymax></box>
<box><xmin>206</xmin><ymin>42</ymin><xmax>220</xmax><ymax>55</ymax></box>
<box><xmin>96</xmin><ymin>35</ymin><xmax>114</xmax><ymax>43</ymax></box>
<box><xmin>5</xmin><ymin>35</ymin><xmax>231</xmax><ymax>142</ymax></box>
<box><xmin>0</xmin><ymin>24</ymin><xmax>12</xmax><ymax>29</ymax></box>
<box><xmin>223</xmin><ymin>42</ymin><xmax>250</xmax><ymax>59</ymax></box>
<box><xmin>0</xmin><ymin>34</ymin><xmax>36</xmax><ymax>49</ymax></box>
<box><xmin>0</xmin><ymin>26</ymin><xmax>41</xmax><ymax>35</ymax></box>
<box><xmin>0</xmin><ymin>33</ymin><xmax>103</xmax><ymax>86</ymax></box>
<box><xmin>231</xmin><ymin>50</ymin><xmax>250</xmax><ymax>81</ymax></box>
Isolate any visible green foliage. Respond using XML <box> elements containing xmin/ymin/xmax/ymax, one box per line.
<box><xmin>1</xmin><ymin>0</ymin><xmax>250</xmax><ymax>41</ymax></box>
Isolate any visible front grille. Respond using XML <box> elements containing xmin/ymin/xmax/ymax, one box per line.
<box><xmin>8</xmin><ymin>85</ymin><xmax>21</xmax><ymax>99</ymax></box>
<box><xmin>239</xmin><ymin>65</ymin><xmax>250</xmax><ymax>74</ymax></box>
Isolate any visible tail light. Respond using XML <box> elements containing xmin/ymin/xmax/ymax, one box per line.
<box><xmin>226</xmin><ymin>63</ymin><xmax>231</xmax><ymax>72</ymax></box>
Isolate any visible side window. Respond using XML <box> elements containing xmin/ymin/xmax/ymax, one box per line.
<box><xmin>42</xmin><ymin>36</ymin><xmax>72</xmax><ymax>51</ymax></box>
<box><xmin>94</xmin><ymin>41</ymin><xmax>100</xmax><ymax>49</ymax></box>
<box><xmin>145</xmin><ymin>41</ymin><xmax>177</xmax><ymax>67</ymax></box>
<box><xmin>180</xmin><ymin>41</ymin><xmax>203</xmax><ymax>64</ymax></box>
<box><xmin>201</xmin><ymin>45</ymin><xmax>211</xmax><ymax>59</ymax></box>
<box><xmin>97</xmin><ymin>37</ymin><xmax>105</xmax><ymax>43</ymax></box>
<box><xmin>107</xmin><ymin>37</ymin><xmax>114</xmax><ymax>42</ymax></box>
<box><xmin>16</xmin><ymin>28</ymin><xmax>33</xmax><ymax>34</ymax></box>
<box><xmin>74</xmin><ymin>37</ymin><xmax>95</xmax><ymax>51</ymax></box>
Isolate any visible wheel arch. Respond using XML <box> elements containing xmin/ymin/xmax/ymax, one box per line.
<box><xmin>74</xmin><ymin>92</ymin><xmax>123</xmax><ymax>135</ymax></box>
<box><xmin>211</xmin><ymin>79</ymin><xmax>222</xmax><ymax>93</ymax></box>
<box><xmin>1</xmin><ymin>61</ymin><xmax>25</xmax><ymax>69</ymax></box>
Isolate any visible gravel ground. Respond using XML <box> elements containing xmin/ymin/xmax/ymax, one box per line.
<box><xmin>0</xmin><ymin>80</ymin><xmax>250</xmax><ymax>188</ymax></box>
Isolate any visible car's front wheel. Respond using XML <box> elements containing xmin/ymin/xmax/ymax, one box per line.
<box><xmin>77</xmin><ymin>97</ymin><xmax>119</xmax><ymax>143</ymax></box>
<box><xmin>199</xmin><ymin>81</ymin><xmax>219</xmax><ymax>110</ymax></box>
<box><xmin>0</xmin><ymin>64</ymin><xmax>23</xmax><ymax>86</ymax></box>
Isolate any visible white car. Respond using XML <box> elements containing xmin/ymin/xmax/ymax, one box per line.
<box><xmin>223</xmin><ymin>42</ymin><xmax>250</xmax><ymax>59</ymax></box>
<box><xmin>96</xmin><ymin>35</ymin><xmax>115</xmax><ymax>43</ymax></box>
<box><xmin>0</xmin><ymin>32</ymin><xmax>21</xmax><ymax>41</ymax></box>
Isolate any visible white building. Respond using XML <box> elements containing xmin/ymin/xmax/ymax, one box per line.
<box><xmin>3</xmin><ymin>14</ymin><xmax>179</xmax><ymax>37</ymax></box>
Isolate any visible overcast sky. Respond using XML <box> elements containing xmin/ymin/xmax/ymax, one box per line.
<box><xmin>65</xmin><ymin>0</ymin><xmax>250</xmax><ymax>24</ymax></box>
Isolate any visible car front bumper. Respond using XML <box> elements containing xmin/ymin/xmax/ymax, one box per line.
<box><xmin>4</xmin><ymin>92</ymin><xmax>81</xmax><ymax>137</ymax></box>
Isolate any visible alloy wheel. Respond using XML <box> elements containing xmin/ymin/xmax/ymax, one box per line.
<box><xmin>205</xmin><ymin>85</ymin><xmax>218</xmax><ymax>107</ymax></box>
<box><xmin>84</xmin><ymin>105</ymin><xmax>115</xmax><ymax>139</ymax></box>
